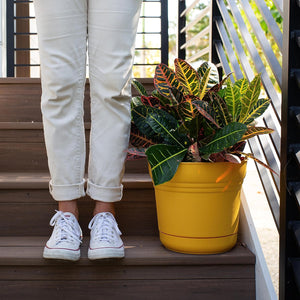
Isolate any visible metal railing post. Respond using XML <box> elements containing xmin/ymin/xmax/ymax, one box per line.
<box><xmin>210</xmin><ymin>0</ymin><xmax>222</xmax><ymax>79</ymax></box>
<box><xmin>280</xmin><ymin>0</ymin><xmax>300</xmax><ymax>298</ymax></box>
<box><xmin>161</xmin><ymin>0</ymin><xmax>169</xmax><ymax>65</ymax></box>
<box><xmin>178</xmin><ymin>0</ymin><xmax>186</xmax><ymax>59</ymax></box>
<box><xmin>6</xmin><ymin>0</ymin><xmax>14</xmax><ymax>77</ymax></box>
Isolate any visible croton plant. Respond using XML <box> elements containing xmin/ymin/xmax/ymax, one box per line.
<box><xmin>129</xmin><ymin>58</ymin><xmax>274</xmax><ymax>185</ymax></box>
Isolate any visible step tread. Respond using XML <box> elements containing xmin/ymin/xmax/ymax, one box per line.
<box><xmin>0</xmin><ymin>172</ymin><xmax>152</xmax><ymax>189</ymax></box>
<box><xmin>0</xmin><ymin>236</ymin><xmax>255</xmax><ymax>266</ymax></box>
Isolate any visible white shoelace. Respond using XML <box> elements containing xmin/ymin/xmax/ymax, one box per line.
<box><xmin>50</xmin><ymin>210</ymin><xmax>82</xmax><ymax>245</ymax></box>
<box><xmin>88</xmin><ymin>213</ymin><xmax>122</xmax><ymax>244</ymax></box>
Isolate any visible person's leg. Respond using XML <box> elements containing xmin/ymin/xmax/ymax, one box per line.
<box><xmin>87</xmin><ymin>0</ymin><xmax>142</xmax><ymax>204</ymax></box>
<box><xmin>34</xmin><ymin>0</ymin><xmax>88</xmax><ymax>260</ymax></box>
<box><xmin>34</xmin><ymin>0</ymin><xmax>87</xmax><ymax>202</ymax></box>
<box><xmin>87</xmin><ymin>0</ymin><xmax>142</xmax><ymax>259</ymax></box>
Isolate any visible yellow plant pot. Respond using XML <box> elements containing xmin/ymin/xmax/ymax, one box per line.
<box><xmin>153</xmin><ymin>160</ymin><xmax>247</xmax><ymax>254</ymax></box>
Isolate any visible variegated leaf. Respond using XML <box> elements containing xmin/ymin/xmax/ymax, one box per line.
<box><xmin>130</xmin><ymin>123</ymin><xmax>157</xmax><ymax>148</ymax></box>
<box><xmin>146</xmin><ymin>108</ymin><xmax>189</xmax><ymax>148</ymax></box>
<box><xmin>234</xmin><ymin>78</ymin><xmax>249</xmax><ymax>95</ymax></box>
<box><xmin>178</xmin><ymin>98</ymin><xmax>198</xmax><ymax>121</ymax></box>
<box><xmin>230</xmin><ymin>141</ymin><xmax>246</xmax><ymax>152</ymax></box>
<box><xmin>174</xmin><ymin>58</ymin><xmax>200</xmax><ymax>97</ymax></box>
<box><xmin>239</xmin><ymin>74</ymin><xmax>261</xmax><ymax>122</ymax></box>
<box><xmin>178</xmin><ymin>115</ymin><xmax>202</xmax><ymax>141</ymax></box>
<box><xmin>208</xmin><ymin>73</ymin><xmax>232</xmax><ymax>94</ymax></box>
<box><xmin>132</xmin><ymin>105</ymin><xmax>161</xmax><ymax>140</ymax></box>
<box><xmin>146</xmin><ymin>144</ymin><xmax>188</xmax><ymax>185</ymax></box>
<box><xmin>240</xmin><ymin>98</ymin><xmax>270</xmax><ymax>125</ymax></box>
<box><xmin>232</xmin><ymin>151</ymin><xmax>278</xmax><ymax>175</ymax></box>
<box><xmin>132</xmin><ymin>79</ymin><xmax>148</xmax><ymax>96</ymax></box>
<box><xmin>169</xmin><ymin>87</ymin><xmax>185</xmax><ymax>105</ymax></box>
<box><xmin>192</xmin><ymin>100</ymin><xmax>220</xmax><ymax>128</ymax></box>
<box><xmin>152</xmin><ymin>90</ymin><xmax>176</xmax><ymax>106</ymax></box>
<box><xmin>199</xmin><ymin>122</ymin><xmax>247</xmax><ymax>155</ymax></box>
<box><xmin>225</xmin><ymin>79</ymin><xmax>241</xmax><ymax>121</ymax></box>
<box><xmin>241</xmin><ymin>126</ymin><xmax>274</xmax><ymax>141</ymax></box>
<box><xmin>209</xmin><ymin>92</ymin><xmax>232</xmax><ymax>126</ymax></box>
<box><xmin>131</xmin><ymin>96</ymin><xmax>143</xmax><ymax>109</ymax></box>
<box><xmin>154</xmin><ymin>64</ymin><xmax>185</xmax><ymax>98</ymax></box>
<box><xmin>140</xmin><ymin>95</ymin><xmax>161</xmax><ymax>107</ymax></box>
<box><xmin>197</xmin><ymin>61</ymin><xmax>219</xmax><ymax>88</ymax></box>
<box><xmin>127</xmin><ymin>147</ymin><xmax>147</xmax><ymax>159</ymax></box>
<box><xmin>199</xmin><ymin>67</ymin><xmax>211</xmax><ymax>100</ymax></box>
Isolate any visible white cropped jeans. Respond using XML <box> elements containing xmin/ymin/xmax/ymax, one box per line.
<box><xmin>34</xmin><ymin>0</ymin><xmax>142</xmax><ymax>202</ymax></box>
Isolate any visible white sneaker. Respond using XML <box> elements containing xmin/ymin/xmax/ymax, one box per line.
<box><xmin>43</xmin><ymin>210</ymin><xmax>82</xmax><ymax>261</ymax></box>
<box><xmin>88</xmin><ymin>212</ymin><xmax>125</xmax><ymax>260</ymax></box>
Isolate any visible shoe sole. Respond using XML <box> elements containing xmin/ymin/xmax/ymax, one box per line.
<box><xmin>43</xmin><ymin>247</ymin><xmax>80</xmax><ymax>261</ymax></box>
<box><xmin>88</xmin><ymin>248</ymin><xmax>125</xmax><ymax>260</ymax></box>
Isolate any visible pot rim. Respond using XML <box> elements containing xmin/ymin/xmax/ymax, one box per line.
<box><xmin>178</xmin><ymin>159</ymin><xmax>247</xmax><ymax>166</ymax></box>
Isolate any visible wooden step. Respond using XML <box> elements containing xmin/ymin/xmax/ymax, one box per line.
<box><xmin>0</xmin><ymin>235</ymin><xmax>255</xmax><ymax>299</ymax></box>
<box><xmin>0</xmin><ymin>77</ymin><xmax>153</xmax><ymax>172</ymax></box>
<box><xmin>0</xmin><ymin>78</ymin><xmax>154</xmax><ymax>122</ymax></box>
<box><xmin>0</xmin><ymin>122</ymin><xmax>149</xmax><ymax>173</ymax></box>
<box><xmin>0</xmin><ymin>172</ymin><xmax>157</xmax><ymax>236</ymax></box>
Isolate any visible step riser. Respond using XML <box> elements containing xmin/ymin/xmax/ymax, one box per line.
<box><xmin>0</xmin><ymin>279</ymin><xmax>255</xmax><ymax>300</ymax></box>
<box><xmin>0</xmin><ymin>189</ymin><xmax>157</xmax><ymax>236</ymax></box>
<box><xmin>0</xmin><ymin>132</ymin><xmax>148</xmax><ymax>173</ymax></box>
<box><xmin>0</xmin><ymin>79</ymin><xmax>154</xmax><ymax>122</ymax></box>
<box><xmin>0</xmin><ymin>140</ymin><xmax>148</xmax><ymax>172</ymax></box>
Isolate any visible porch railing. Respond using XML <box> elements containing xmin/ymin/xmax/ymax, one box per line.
<box><xmin>6</xmin><ymin>0</ymin><xmax>169</xmax><ymax>77</ymax></box>
<box><xmin>178</xmin><ymin>0</ymin><xmax>300</xmax><ymax>299</ymax></box>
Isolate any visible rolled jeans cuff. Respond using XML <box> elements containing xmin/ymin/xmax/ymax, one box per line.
<box><xmin>86</xmin><ymin>179</ymin><xmax>123</xmax><ymax>202</ymax></box>
<box><xmin>49</xmin><ymin>179</ymin><xmax>86</xmax><ymax>201</ymax></box>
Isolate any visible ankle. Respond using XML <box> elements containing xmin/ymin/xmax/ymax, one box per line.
<box><xmin>58</xmin><ymin>200</ymin><xmax>79</xmax><ymax>219</ymax></box>
<box><xmin>93</xmin><ymin>201</ymin><xmax>115</xmax><ymax>216</ymax></box>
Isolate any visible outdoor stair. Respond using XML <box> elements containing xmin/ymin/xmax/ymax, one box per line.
<box><xmin>0</xmin><ymin>78</ymin><xmax>255</xmax><ymax>299</ymax></box>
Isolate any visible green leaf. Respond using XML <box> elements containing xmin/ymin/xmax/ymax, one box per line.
<box><xmin>131</xmin><ymin>96</ymin><xmax>143</xmax><ymax>109</ymax></box>
<box><xmin>130</xmin><ymin>123</ymin><xmax>157</xmax><ymax>148</ymax></box>
<box><xmin>199</xmin><ymin>67</ymin><xmax>211</xmax><ymax>100</ymax></box>
<box><xmin>197</xmin><ymin>61</ymin><xmax>219</xmax><ymax>89</ymax></box>
<box><xmin>174</xmin><ymin>58</ymin><xmax>201</xmax><ymax>97</ymax></box>
<box><xmin>132</xmin><ymin>105</ymin><xmax>161</xmax><ymax>140</ymax></box>
<box><xmin>209</xmin><ymin>92</ymin><xmax>232</xmax><ymax>126</ymax></box>
<box><xmin>140</xmin><ymin>95</ymin><xmax>162</xmax><ymax>108</ymax></box>
<box><xmin>169</xmin><ymin>87</ymin><xmax>185</xmax><ymax>105</ymax></box>
<box><xmin>154</xmin><ymin>64</ymin><xmax>185</xmax><ymax>98</ymax></box>
<box><xmin>192</xmin><ymin>100</ymin><xmax>220</xmax><ymax>128</ymax></box>
<box><xmin>178</xmin><ymin>98</ymin><xmax>199</xmax><ymax>121</ymax></box>
<box><xmin>239</xmin><ymin>74</ymin><xmax>261</xmax><ymax>122</ymax></box>
<box><xmin>132</xmin><ymin>79</ymin><xmax>148</xmax><ymax>96</ymax></box>
<box><xmin>234</xmin><ymin>78</ymin><xmax>249</xmax><ymax>95</ymax></box>
<box><xmin>146</xmin><ymin>109</ymin><xmax>189</xmax><ymax>148</ymax></box>
<box><xmin>199</xmin><ymin>122</ymin><xmax>247</xmax><ymax>155</ymax></box>
<box><xmin>146</xmin><ymin>144</ymin><xmax>187</xmax><ymax>185</ymax></box>
<box><xmin>241</xmin><ymin>126</ymin><xmax>274</xmax><ymax>141</ymax></box>
<box><xmin>225</xmin><ymin>80</ymin><xmax>241</xmax><ymax>121</ymax></box>
<box><xmin>240</xmin><ymin>98</ymin><xmax>270</xmax><ymax>125</ymax></box>
<box><xmin>208</xmin><ymin>73</ymin><xmax>231</xmax><ymax>94</ymax></box>
<box><xmin>152</xmin><ymin>90</ymin><xmax>176</xmax><ymax>106</ymax></box>
<box><xmin>178</xmin><ymin>115</ymin><xmax>202</xmax><ymax>140</ymax></box>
